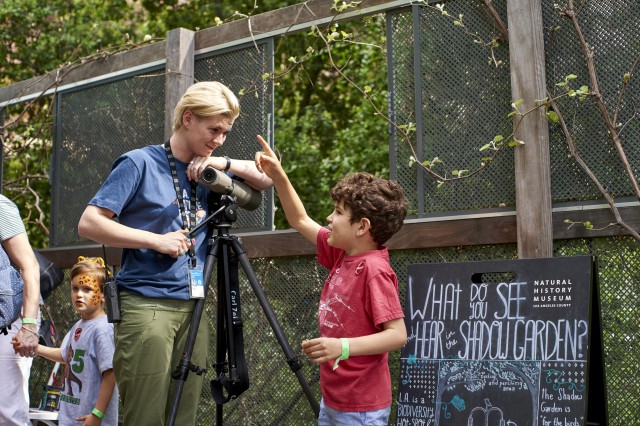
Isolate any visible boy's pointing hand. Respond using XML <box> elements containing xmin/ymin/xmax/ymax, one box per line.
<box><xmin>255</xmin><ymin>135</ymin><xmax>284</xmax><ymax>179</ymax></box>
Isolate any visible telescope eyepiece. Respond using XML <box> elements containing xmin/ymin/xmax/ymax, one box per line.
<box><xmin>202</xmin><ymin>168</ymin><xmax>218</xmax><ymax>183</ymax></box>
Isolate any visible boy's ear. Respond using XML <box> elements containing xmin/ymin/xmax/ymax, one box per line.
<box><xmin>356</xmin><ymin>217</ymin><xmax>371</xmax><ymax>236</ymax></box>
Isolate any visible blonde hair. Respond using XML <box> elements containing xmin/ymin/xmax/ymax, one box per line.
<box><xmin>172</xmin><ymin>82</ymin><xmax>240</xmax><ymax>132</ymax></box>
<box><xmin>70</xmin><ymin>256</ymin><xmax>107</xmax><ymax>288</ymax></box>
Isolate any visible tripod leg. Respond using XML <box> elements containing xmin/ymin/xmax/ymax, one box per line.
<box><xmin>215</xmin><ymin>257</ymin><xmax>225</xmax><ymax>426</ymax></box>
<box><xmin>166</xmin><ymin>238</ymin><xmax>220</xmax><ymax>426</ymax></box>
<box><xmin>215</xmin><ymin>240</ymin><xmax>235</xmax><ymax>425</ymax></box>
<box><xmin>230</xmin><ymin>238</ymin><xmax>320</xmax><ymax>417</ymax></box>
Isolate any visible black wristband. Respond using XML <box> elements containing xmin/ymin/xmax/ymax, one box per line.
<box><xmin>223</xmin><ymin>156</ymin><xmax>231</xmax><ymax>171</ymax></box>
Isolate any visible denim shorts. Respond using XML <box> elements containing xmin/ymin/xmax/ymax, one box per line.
<box><xmin>318</xmin><ymin>398</ymin><xmax>391</xmax><ymax>426</ymax></box>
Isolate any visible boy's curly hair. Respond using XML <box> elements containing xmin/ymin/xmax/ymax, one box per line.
<box><xmin>330</xmin><ymin>172</ymin><xmax>408</xmax><ymax>246</ymax></box>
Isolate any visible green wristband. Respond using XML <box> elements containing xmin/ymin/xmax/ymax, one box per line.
<box><xmin>340</xmin><ymin>337</ymin><xmax>349</xmax><ymax>359</ymax></box>
<box><xmin>21</xmin><ymin>317</ymin><xmax>37</xmax><ymax>324</ymax></box>
<box><xmin>333</xmin><ymin>338</ymin><xmax>350</xmax><ymax>370</ymax></box>
<box><xmin>91</xmin><ymin>408</ymin><xmax>105</xmax><ymax>420</ymax></box>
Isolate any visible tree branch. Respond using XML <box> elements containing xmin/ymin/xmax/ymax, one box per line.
<box><xmin>547</xmin><ymin>89</ymin><xmax>640</xmax><ymax>240</ymax></box>
<box><xmin>478</xmin><ymin>0</ymin><xmax>509</xmax><ymax>43</ymax></box>
<box><xmin>561</xmin><ymin>0</ymin><xmax>640</xmax><ymax>201</ymax></box>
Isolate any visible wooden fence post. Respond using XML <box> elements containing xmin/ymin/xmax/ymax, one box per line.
<box><xmin>507</xmin><ymin>0</ymin><xmax>553</xmax><ymax>258</ymax></box>
<box><xmin>165</xmin><ymin>28</ymin><xmax>195</xmax><ymax>139</ymax></box>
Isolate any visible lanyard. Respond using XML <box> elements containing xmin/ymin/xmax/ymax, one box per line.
<box><xmin>164</xmin><ymin>140</ymin><xmax>197</xmax><ymax>266</ymax></box>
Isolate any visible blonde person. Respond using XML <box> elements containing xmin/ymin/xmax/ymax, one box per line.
<box><xmin>78</xmin><ymin>81</ymin><xmax>272</xmax><ymax>425</ymax></box>
<box><xmin>256</xmin><ymin>136</ymin><xmax>408</xmax><ymax>425</ymax></box>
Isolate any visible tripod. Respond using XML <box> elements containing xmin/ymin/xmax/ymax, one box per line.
<box><xmin>167</xmin><ymin>194</ymin><xmax>320</xmax><ymax>425</ymax></box>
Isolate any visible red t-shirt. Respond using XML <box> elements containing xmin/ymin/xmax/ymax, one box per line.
<box><xmin>316</xmin><ymin>227</ymin><xmax>404</xmax><ymax>412</ymax></box>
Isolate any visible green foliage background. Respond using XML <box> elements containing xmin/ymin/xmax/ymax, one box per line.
<box><xmin>1</xmin><ymin>0</ymin><xmax>389</xmax><ymax>245</ymax></box>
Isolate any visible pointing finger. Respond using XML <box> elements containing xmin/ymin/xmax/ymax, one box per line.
<box><xmin>256</xmin><ymin>135</ymin><xmax>275</xmax><ymax>156</ymax></box>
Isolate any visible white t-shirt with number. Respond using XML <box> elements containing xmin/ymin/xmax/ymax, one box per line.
<box><xmin>59</xmin><ymin>314</ymin><xmax>118</xmax><ymax>425</ymax></box>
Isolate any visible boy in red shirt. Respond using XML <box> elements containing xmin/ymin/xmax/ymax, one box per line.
<box><xmin>256</xmin><ymin>136</ymin><xmax>408</xmax><ymax>425</ymax></box>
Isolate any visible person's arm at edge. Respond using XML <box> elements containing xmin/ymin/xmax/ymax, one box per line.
<box><xmin>4</xmin><ymin>232</ymin><xmax>40</xmax><ymax>357</ymax></box>
<box><xmin>255</xmin><ymin>135</ymin><xmax>321</xmax><ymax>244</ymax></box>
<box><xmin>2</xmin><ymin>232</ymin><xmax>39</xmax><ymax>320</ymax></box>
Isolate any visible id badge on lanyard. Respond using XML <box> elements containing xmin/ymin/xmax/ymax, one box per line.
<box><xmin>189</xmin><ymin>264</ymin><xmax>205</xmax><ymax>299</ymax></box>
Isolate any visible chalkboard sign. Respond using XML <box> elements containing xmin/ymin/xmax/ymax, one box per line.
<box><xmin>397</xmin><ymin>256</ymin><xmax>605</xmax><ymax>426</ymax></box>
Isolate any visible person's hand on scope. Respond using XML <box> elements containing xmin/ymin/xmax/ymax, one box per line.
<box><xmin>186</xmin><ymin>155</ymin><xmax>227</xmax><ymax>183</ymax></box>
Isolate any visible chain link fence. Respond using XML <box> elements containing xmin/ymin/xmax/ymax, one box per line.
<box><xmin>543</xmin><ymin>0</ymin><xmax>640</xmax><ymax>203</ymax></box>
<box><xmin>388</xmin><ymin>2</ymin><xmax>515</xmax><ymax>218</ymax></box>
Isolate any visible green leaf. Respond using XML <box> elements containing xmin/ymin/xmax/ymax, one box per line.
<box><xmin>547</xmin><ymin>111</ymin><xmax>559</xmax><ymax>123</ymax></box>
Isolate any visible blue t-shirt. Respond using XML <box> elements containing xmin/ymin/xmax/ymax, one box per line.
<box><xmin>89</xmin><ymin>144</ymin><xmax>212</xmax><ymax>300</ymax></box>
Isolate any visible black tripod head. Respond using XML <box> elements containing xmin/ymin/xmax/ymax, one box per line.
<box><xmin>188</xmin><ymin>192</ymin><xmax>240</xmax><ymax>238</ymax></box>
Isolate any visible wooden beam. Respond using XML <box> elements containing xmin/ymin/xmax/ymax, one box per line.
<box><xmin>38</xmin><ymin>205</ymin><xmax>639</xmax><ymax>267</ymax></box>
<box><xmin>0</xmin><ymin>42</ymin><xmax>167</xmax><ymax>106</ymax></box>
<box><xmin>164</xmin><ymin>28</ymin><xmax>195</xmax><ymax>139</ymax></box>
<box><xmin>194</xmin><ymin>0</ymin><xmax>398</xmax><ymax>51</ymax></box>
<box><xmin>552</xmin><ymin>205</ymin><xmax>640</xmax><ymax>240</ymax></box>
<box><xmin>507</xmin><ymin>0</ymin><xmax>553</xmax><ymax>258</ymax></box>
<box><xmin>38</xmin><ymin>245</ymin><xmax>123</xmax><ymax>269</ymax></box>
